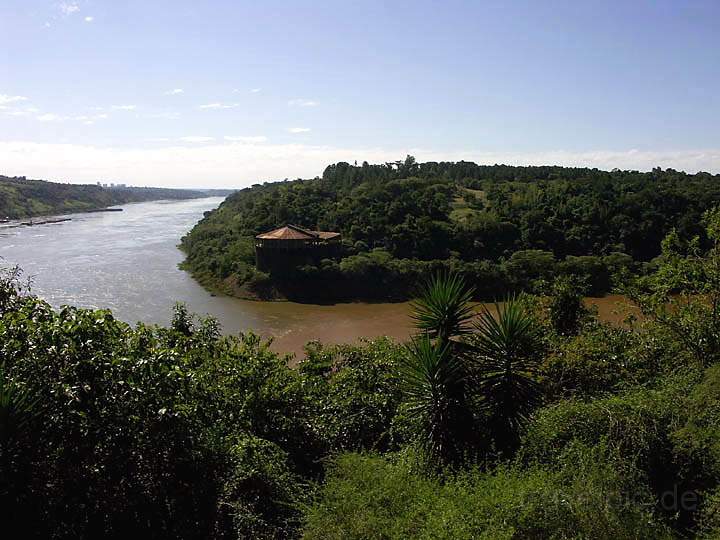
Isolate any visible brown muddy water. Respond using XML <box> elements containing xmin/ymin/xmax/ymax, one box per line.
<box><xmin>0</xmin><ymin>197</ymin><xmax>638</xmax><ymax>359</ymax></box>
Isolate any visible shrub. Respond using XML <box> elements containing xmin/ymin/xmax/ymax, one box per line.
<box><xmin>697</xmin><ymin>486</ymin><xmax>720</xmax><ymax>538</ymax></box>
<box><xmin>671</xmin><ymin>364</ymin><xmax>720</xmax><ymax>491</ymax></box>
<box><xmin>302</xmin><ymin>447</ymin><xmax>671</xmax><ymax>540</ymax></box>
<box><xmin>213</xmin><ymin>435</ymin><xmax>305</xmax><ymax>539</ymax></box>
<box><xmin>540</xmin><ymin>323</ymin><xmax>645</xmax><ymax>399</ymax></box>
<box><xmin>299</xmin><ymin>338</ymin><xmax>404</xmax><ymax>453</ymax></box>
<box><xmin>520</xmin><ymin>380</ymin><xmax>691</xmax><ymax>475</ymax></box>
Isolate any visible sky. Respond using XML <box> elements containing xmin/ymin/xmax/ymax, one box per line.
<box><xmin>1</xmin><ymin>0</ymin><xmax>719</xmax><ymax>188</ymax></box>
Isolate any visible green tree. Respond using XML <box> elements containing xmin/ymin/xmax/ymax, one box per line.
<box><xmin>632</xmin><ymin>207</ymin><xmax>720</xmax><ymax>366</ymax></box>
<box><xmin>546</xmin><ymin>275</ymin><xmax>591</xmax><ymax>336</ymax></box>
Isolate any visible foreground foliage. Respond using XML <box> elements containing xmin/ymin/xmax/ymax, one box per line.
<box><xmin>303</xmin><ymin>449</ymin><xmax>671</xmax><ymax>540</ymax></box>
<box><xmin>3</xmin><ymin>207</ymin><xmax>720</xmax><ymax>538</ymax></box>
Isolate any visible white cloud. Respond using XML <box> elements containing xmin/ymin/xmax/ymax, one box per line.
<box><xmin>250</xmin><ymin>88</ymin><xmax>261</xmax><ymax>93</ymax></box>
<box><xmin>224</xmin><ymin>136</ymin><xmax>268</xmax><ymax>143</ymax></box>
<box><xmin>4</xmin><ymin>110</ymin><xmax>30</xmax><ymax>117</ymax></box>
<box><xmin>37</xmin><ymin>113</ymin><xmax>65</xmax><ymax>122</ymax></box>
<box><xmin>199</xmin><ymin>103</ymin><xmax>239</xmax><ymax>110</ymax></box>
<box><xmin>34</xmin><ymin>112</ymin><xmax>109</xmax><ymax>123</ymax></box>
<box><xmin>0</xmin><ymin>95</ymin><xmax>28</xmax><ymax>105</ymax></box>
<box><xmin>111</xmin><ymin>105</ymin><xmax>136</xmax><ymax>111</ymax></box>
<box><xmin>165</xmin><ymin>88</ymin><xmax>184</xmax><ymax>95</ymax></box>
<box><xmin>179</xmin><ymin>136</ymin><xmax>216</xmax><ymax>143</ymax></box>
<box><xmin>287</xmin><ymin>127</ymin><xmax>311</xmax><ymax>133</ymax></box>
<box><xmin>288</xmin><ymin>99</ymin><xmax>318</xmax><ymax>107</ymax></box>
<box><xmin>59</xmin><ymin>2</ymin><xmax>80</xmax><ymax>15</ymax></box>
<box><xmin>146</xmin><ymin>112</ymin><xmax>180</xmax><ymax>120</ymax></box>
<box><xmin>84</xmin><ymin>16</ymin><xmax>94</xmax><ymax>22</ymax></box>
<box><xmin>0</xmin><ymin>141</ymin><xmax>718</xmax><ymax>189</ymax></box>
<box><xmin>71</xmin><ymin>113</ymin><xmax>109</xmax><ymax>124</ymax></box>
<box><xmin>2</xmin><ymin>106</ymin><xmax>39</xmax><ymax>117</ymax></box>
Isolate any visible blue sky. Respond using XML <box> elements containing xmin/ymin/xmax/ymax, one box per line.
<box><xmin>1</xmin><ymin>0</ymin><xmax>719</xmax><ymax>187</ymax></box>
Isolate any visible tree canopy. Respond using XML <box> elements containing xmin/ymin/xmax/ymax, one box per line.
<box><xmin>181</xmin><ymin>159</ymin><xmax>720</xmax><ymax>301</ymax></box>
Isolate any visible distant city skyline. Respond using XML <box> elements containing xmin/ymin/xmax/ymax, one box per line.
<box><xmin>1</xmin><ymin>0</ymin><xmax>719</xmax><ymax>188</ymax></box>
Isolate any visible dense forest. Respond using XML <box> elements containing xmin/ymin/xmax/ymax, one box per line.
<box><xmin>3</xmin><ymin>209</ymin><xmax>720</xmax><ymax>538</ymax></box>
<box><xmin>181</xmin><ymin>157</ymin><xmax>720</xmax><ymax>301</ymax></box>
<box><xmin>0</xmin><ymin>175</ymin><xmax>227</xmax><ymax>219</ymax></box>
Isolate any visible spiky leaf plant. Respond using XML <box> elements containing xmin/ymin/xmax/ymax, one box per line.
<box><xmin>472</xmin><ymin>297</ymin><xmax>543</xmax><ymax>453</ymax></box>
<box><xmin>400</xmin><ymin>335</ymin><xmax>476</xmax><ymax>462</ymax></box>
<box><xmin>410</xmin><ymin>273</ymin><xmax>475</xmax><ymax>344</ymax></box>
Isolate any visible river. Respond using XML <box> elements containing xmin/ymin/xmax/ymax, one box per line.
<box><xmin>0</xmin><ymin>197</ymin><xmax>636</xmax><ymax>358</ymax></box>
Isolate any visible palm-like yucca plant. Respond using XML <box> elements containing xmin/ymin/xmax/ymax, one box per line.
<box><xmin>472</xmin><ymin>297</ymin><xmax>543</xmax><ymax>452</ymax></box>
<box><xmin>400</xmin><ymin>335</ymin><xmax>474</xmax><ymax>462</ymax></box>
<box><xmin>403</xmin><ymin>274</ymin><xmax>544</xmax><ymax>460</ymax></box>
<box><xmin>410</xmin><ymin>272</ymin><xmax>475</xmax><ymax>344</ymax></box>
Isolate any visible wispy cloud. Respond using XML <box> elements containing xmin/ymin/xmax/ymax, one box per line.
<box><xmin>37</xmin><ymin>113</ymin><xmax>65</xmax><ymax>122</ymax></box>
<box><xmin>179</xmin><ymin>136</ymin><xmax>216</xmax><ymax>143</ymax></box>
<box><xmin>250</xmin><ymin>88</ymin><xmax>261</xmax><ymax>93</ymax></box>
<box><xmin>146</xmin><ymin>112</ymin><xmax>180</xmax><ymax>120</ymax></box>
<box><xmin>35</xmin><ymin>112</ymin><xmax>109</xmax><ymax>124</ymax></box>
<box><xmin>288</xmin><ymin>99</ymin><xmax>318</xmax><ymax>107</ymax></box>
<box><xmin>0</xmin><ymin>95</ymin><xmax>29</xmax><ymax>105</ymax></box>
<box><xmin>287</xmin><ymin>127</ymin><xmax>311</xmax><ymax>133</ymax></box>
<box><xmin>165</xmin><ymin>88</ymin><xmax>184</xmax><ymax>95</ymax></box>
<box><xmin>59</xmin><ymin>2</ymin><xmax>80</xmax><ymax>15</ymax></box>
<box><xmin>111</xmin><ymin>105</ymin><xmax>137</xmax><ymax>111</ymax></box>
<box><xmin>2</xmin><ymin>106</ymin><xmax>39</xmax><ymax>117</ymax></box>
<box><xmin>73</xmin><ymin>113</ymin><xmax>109</xmax><ymax>125</ymax></box>
<box><xmin>199</xmin><ymin>103</ymin><xmax>239</xmax><ymax>110</ymax></box>
<box><xmin>224</xmin><ymin>136</ymin><xmax>268</xmax><ymax>143</ymax></box>
<box><xmin>84</xmin><ymin>16</ymin><xmax>94</xmax><ymax>22</ymax></box>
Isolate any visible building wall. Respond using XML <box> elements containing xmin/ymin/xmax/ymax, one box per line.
<box><xmin>255</xmin><ymin>243</ymin><xmax>340</xmax><ymax>273</ymax></box>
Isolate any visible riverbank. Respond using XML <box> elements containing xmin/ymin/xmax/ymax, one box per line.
<box><xmin>0</xmin><ymin>174</ymin><xmax>216</xmax><ymax>220</ymax></box>
<box><xmin>0</xmin><ymin>196</ymin><xmax>641</xmax><ymax>361</ymax></box>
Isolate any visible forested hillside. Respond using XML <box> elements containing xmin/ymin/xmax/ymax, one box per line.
<box><xmin>181</xmin><ymin>157</ymin><xmax>720</xmax><ymax>301</ymax></box>
<box><xmin>4</xmin><ymin>209</ymin><xmax>720</xmax><ymax>538</ymax></box>
<box><xmin>0</xmin><ymin>175</ymin><xmax>211</xmax><ymax>219</ymax></box>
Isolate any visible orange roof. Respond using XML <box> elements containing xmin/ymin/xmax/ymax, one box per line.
<box><xmin>256</xmin><ymin>224</ymin><xmax>340</xmax><ymax>241</ymax></box>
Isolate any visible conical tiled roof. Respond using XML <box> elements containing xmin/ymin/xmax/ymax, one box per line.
<box><xmin>256</xmin><ymin>224</ymin><xmax>319</xmax><ymax>240</ymax></box>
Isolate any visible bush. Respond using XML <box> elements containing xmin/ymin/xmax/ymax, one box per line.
<box><xmin>697</xmin><ymin>486</ymin><xmax>720</xmax><ymax>538</ymax></box>
<box><xmin>213</xmin><ymin>435</ymin><xmax>305</xmax><ymax>539</ymax></box>
<box><xmin>0</xmin><ymin>291</ymin><xmax>317</xmax><ymax>539</ymax></box>
<box><xmin>300</xmin><ymin>338</ymin><xmax>404</xmax><ymax>453</ymax></box>
<box><xmin>302</xmin><ymin>447</ymin><xmax>671</xmax><ymax>540</ymax></box>
<box><xmin>540</xmin><ymin>323</ymin><xmax>647</xmax><ymax>399</ymax></box>
<box><xmin>671</xmin><ymin>364</ymin><xmax>720</xmax><ymax>491</ymax></box>
<box><xmin>521</xmin><ymin>379</ymin><xmax>692</xmax><ymax>476</ymax></box>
